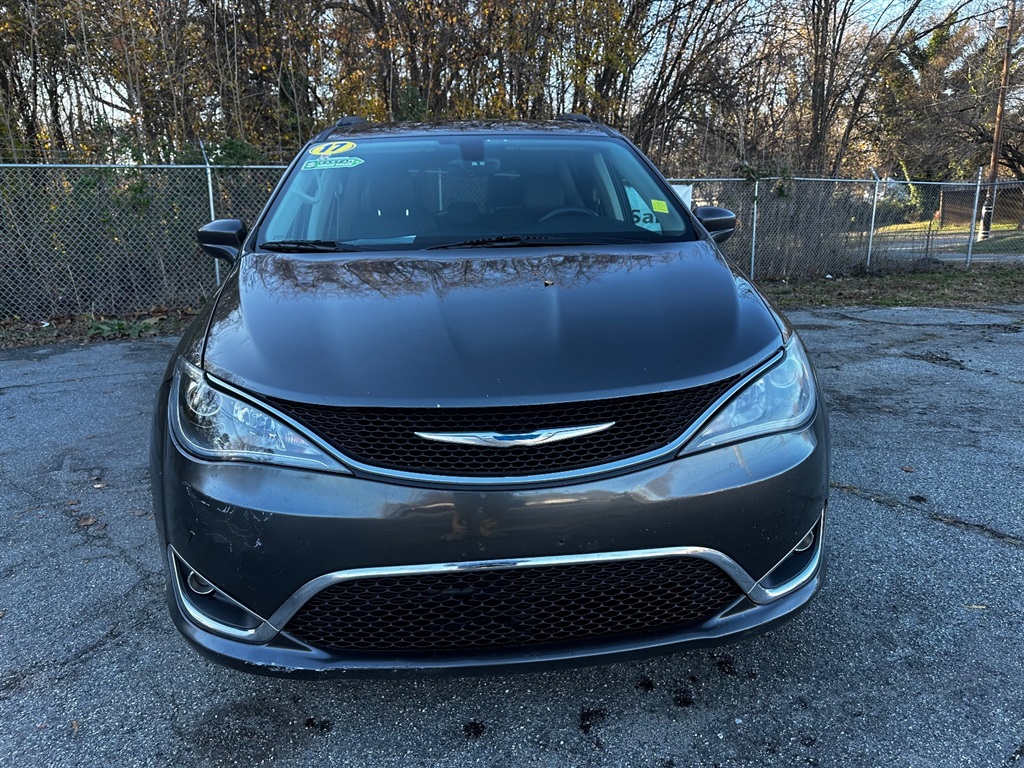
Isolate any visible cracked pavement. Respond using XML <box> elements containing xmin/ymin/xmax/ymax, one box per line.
<box><xmin>1</xmin><ymin>306</ymin><xmax>1022</xmax><ymax>767</ymax></box>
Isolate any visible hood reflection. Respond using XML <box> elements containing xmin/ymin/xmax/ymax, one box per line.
<box><xmin>243</xmin><ymin>244</ymin><xmax>723</xmax><ymax>301</ymax></box>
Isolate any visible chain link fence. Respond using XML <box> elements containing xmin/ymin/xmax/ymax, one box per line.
<box><xmin>0</xmin><ymin>163</ymin><xmax>284</xmax><ymax>320</ymax></box>
<box><xmin>2</xmin><ymin>164</ymin><xmax>1022</xmax><ymax>321</ymax></box>
<box><xmin>672</xmin><ymin>173</ymin><xmax>1024</xmax><ymax>281</ymax></box>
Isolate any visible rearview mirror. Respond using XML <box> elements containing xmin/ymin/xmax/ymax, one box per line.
<box><xmin>693</xmin><ymin>206</ymin><xmax>736</xmax><ymax>245</ymax></box>
<box><xmin>197</xmin><ymin>219</ymin><xmax>248</xmax><ymax>263</ymax></box>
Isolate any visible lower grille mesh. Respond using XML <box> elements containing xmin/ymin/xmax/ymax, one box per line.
<box><xmin>284</xmin><ymin>556</ymin><xmax>741</xmax><ymax>652</ymax></box>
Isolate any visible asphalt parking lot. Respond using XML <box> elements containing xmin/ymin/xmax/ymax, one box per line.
<box><xmin>1</xmin><ymin>305</ymin><xmax>1022</xmax><ymax>767</ymax></box>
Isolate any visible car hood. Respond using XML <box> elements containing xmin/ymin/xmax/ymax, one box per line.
<box><xmin>202</xmin><ymin>242</ymin><xmax>782</xmax><ymax>406</ymax></box>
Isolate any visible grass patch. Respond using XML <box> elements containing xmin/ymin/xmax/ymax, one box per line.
<box><xmin>966</xmin><ymin>232</ymin><xmax>1024</xmax><ymax>255</ymax></box>
<box><xmin>759</xmin><ymin>264</ymin><xmax>1024</xmax><ymax>309</ymax></box>
<box><xmin>0</xmin><ymin>308</ymin><xmax>197</xmax><ymax>349</ymax></box>
<box><xmin>875</xmin><ymin>221</ymin><xmax>1017</xmax><ymax>235</ymax></box>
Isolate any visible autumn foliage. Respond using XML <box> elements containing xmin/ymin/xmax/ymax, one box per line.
<box><xmin>0</xmin><ymin>0</ymin><xmax>1013</xmax><ymax>178</ymax></box>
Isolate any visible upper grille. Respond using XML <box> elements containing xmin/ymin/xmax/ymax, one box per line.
<box><xmin>269</xmin><ymin>377</ymin><xmax>740</xmax><ymax>478</ymax></box>
<box><xmin>283</xmin><ymin>556</ymin><xmax>741</xmax><ymax>652</ymax></box>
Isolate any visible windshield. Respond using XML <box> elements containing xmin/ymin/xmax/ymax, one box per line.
<box><xmin>258</xmin><ymin>134</ymin><xmax>695</xmax><ymax>250</ymax></box>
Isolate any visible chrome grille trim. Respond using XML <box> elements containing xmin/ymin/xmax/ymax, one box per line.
<box><xmin>209</xmin><ymin>349</ymin><xmax>783</xmax><ymax>486</ymax></box>
<box><xmin>283</xmin><ymin>555</ymin><xmax>743</xmax><ymax>651</ymax></box>
<box><xmin>266</xmin><ymin>545</ymin><xmax>761</xmax><ymax>633</ymax></box>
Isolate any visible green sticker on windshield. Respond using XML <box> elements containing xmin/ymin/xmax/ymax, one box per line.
<box><xmin>652</xmin><ymin>199</ymin><xmax>669</xmax><ymax>213</ymax></box>
<box><xmin>301</xmin><ymin>157</ymin><xmax>364</xmax><ymax>171</ymax></box>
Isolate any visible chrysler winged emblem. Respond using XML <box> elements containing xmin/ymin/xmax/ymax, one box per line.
<box><xmin>415</xmin><ymin>422</ymin><xmax>615</xmax><ymax>448</ymax></box>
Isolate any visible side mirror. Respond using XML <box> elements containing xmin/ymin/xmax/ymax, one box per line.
<box><xmin>693</xmin><ymin>206</ymin><xmax>736</xmax><ymax>245</ymax></box>
<box><xmin>197</xmin><ymin>219</ymin><xmax>248</xmax><ymax>263</ymax></box>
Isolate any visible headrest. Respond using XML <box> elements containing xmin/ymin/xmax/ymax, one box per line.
<box><xmin>367</xmin><ymin>173</ymin><xmax>417</xmax><ymax>211</ymax></box>
<box><xmin>488</xmin><ymin>175</ymin><xmax>524</xmax><ymax>208</ymax></box>
<box><xmin>446</xmin><ymin>201</ymin><xmax>479</xmax><ymax>224</ymax></box>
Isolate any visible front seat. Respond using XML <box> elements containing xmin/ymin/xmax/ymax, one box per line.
<box><xmin>353</xmin><ymin>173</ymin><xmax>432</xmax><ymax>239</ymax></box>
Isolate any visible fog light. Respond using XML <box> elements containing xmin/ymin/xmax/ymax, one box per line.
<box><xmin>187</xmin><ymin>571</ymin><xmax>215</xmax><ymax>595</ymax></box>
<box><xmin>793</xmin><ymin>530</ymin><xmax>815</xmax><ymax>553</ymax></box>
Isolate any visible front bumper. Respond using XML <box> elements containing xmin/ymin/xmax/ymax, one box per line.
<box><xmin>167</xmin><ymin>558</ymin><xmax>823</xmax><ymax>677</ymax></box>
<box><xmin>155</xmin><ymin>404</ymin><xmax>829</xmax><ymax>676</ymax></box>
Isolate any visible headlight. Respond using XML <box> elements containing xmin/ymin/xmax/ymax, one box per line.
<box><xmin>683</xmin><ymin>337</ymin><xmax>816</xmax><ymax>453</ymax></box>
<box><xmin>170</xmin><ymin>358</ymin><xmax>341</xmax><ymax>471</ymax></box>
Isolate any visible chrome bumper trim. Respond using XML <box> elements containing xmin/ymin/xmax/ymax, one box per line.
<box><xmin>168</xmin><ymin>548</ymin><xmax>279</xmax><ymax>643</ymax></box>
<box><xmin>171</xmin><ymin>507</ymin><xmax>824</xmax><ymax>644</ymax></box>
<box><xmin>750</xmin><ymin>508</ymin><xmax>826</xmax><ymax>604</ymax></box>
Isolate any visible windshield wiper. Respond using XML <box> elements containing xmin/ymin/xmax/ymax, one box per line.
<box><xmin>258</xmin><ymin>239</ymin><xmax>363</xmax><ymax>253</ymax></box>
<box><xmin>427</xmin><ymin>235</ymin><xmax>552</xmax><ymax>250</ymax></box>
<box><xmin>427</xmin><ymin>235</ymin><xmax>645</xmax><ymax>250</ymax></box>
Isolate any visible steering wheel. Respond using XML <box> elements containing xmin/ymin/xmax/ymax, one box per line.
<box><xmin>539</xmin><ymin>207</ymin><xmax>598</xmax><ymax>221</ymax></box>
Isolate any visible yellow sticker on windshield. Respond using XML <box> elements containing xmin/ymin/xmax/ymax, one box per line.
<box><xmin>652</xmin><ymin>199</ymin><xmax>669</xmax><ymax>213</ymax></box>
<box><xmin>308</xmin><ymin>141</ymin><xmax>356</xmax><ymax>157</ymax></box>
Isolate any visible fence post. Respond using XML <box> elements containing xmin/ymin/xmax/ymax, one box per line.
<box><xmin>749</xmin><ymin>178</ymin><xmax>759</xmax><ymax>279</ymax></box>
<box><xmin>866</xmin><ymin>168</ymin><xmax>880</xmax><ymax>271</ymax></box>
<box><xmin>966</xmin><ymin>167</ymin><xmax>983</xmax><ymax>269</ymax></box>
<box><xmin>199</xmin><ymin>140</ymin><xmax>221</xmax><ymax>285</ymax></box>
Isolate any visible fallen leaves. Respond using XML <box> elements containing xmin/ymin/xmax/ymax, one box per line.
<box><xmin>76</xmin><ymin>515</ymin><xmax>106</xmax><ymax>530</ymax></box>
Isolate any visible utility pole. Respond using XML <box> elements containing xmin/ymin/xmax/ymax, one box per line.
<box><xmin>980</xmin><ymin>0</ymin><xmax>1016</xmax><ymax>240</ymax></box>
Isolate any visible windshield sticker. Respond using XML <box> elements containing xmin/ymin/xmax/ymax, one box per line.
<box><xmin>301</xmin><ymin>156</ymin><xmax>364</xmax><ymax>171</ymax></box>
<box><xmin>308</xmin><ymin>141</ymin><xmax>357</xmax><ymax>157</ymax></box>
<box><xmin>625</xmin><ymin>186</ymin><xmax>663</xmax><ymax>233</ymax></box>
<box><xmin>631</xmin><ymin>209</ymin><xmax>660</xmax><ymax>225</ymax></box>
<box><xmin>651</xmin><ymin>199</ymin><xmax>669</xmax><ymax>213</ymax></box>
